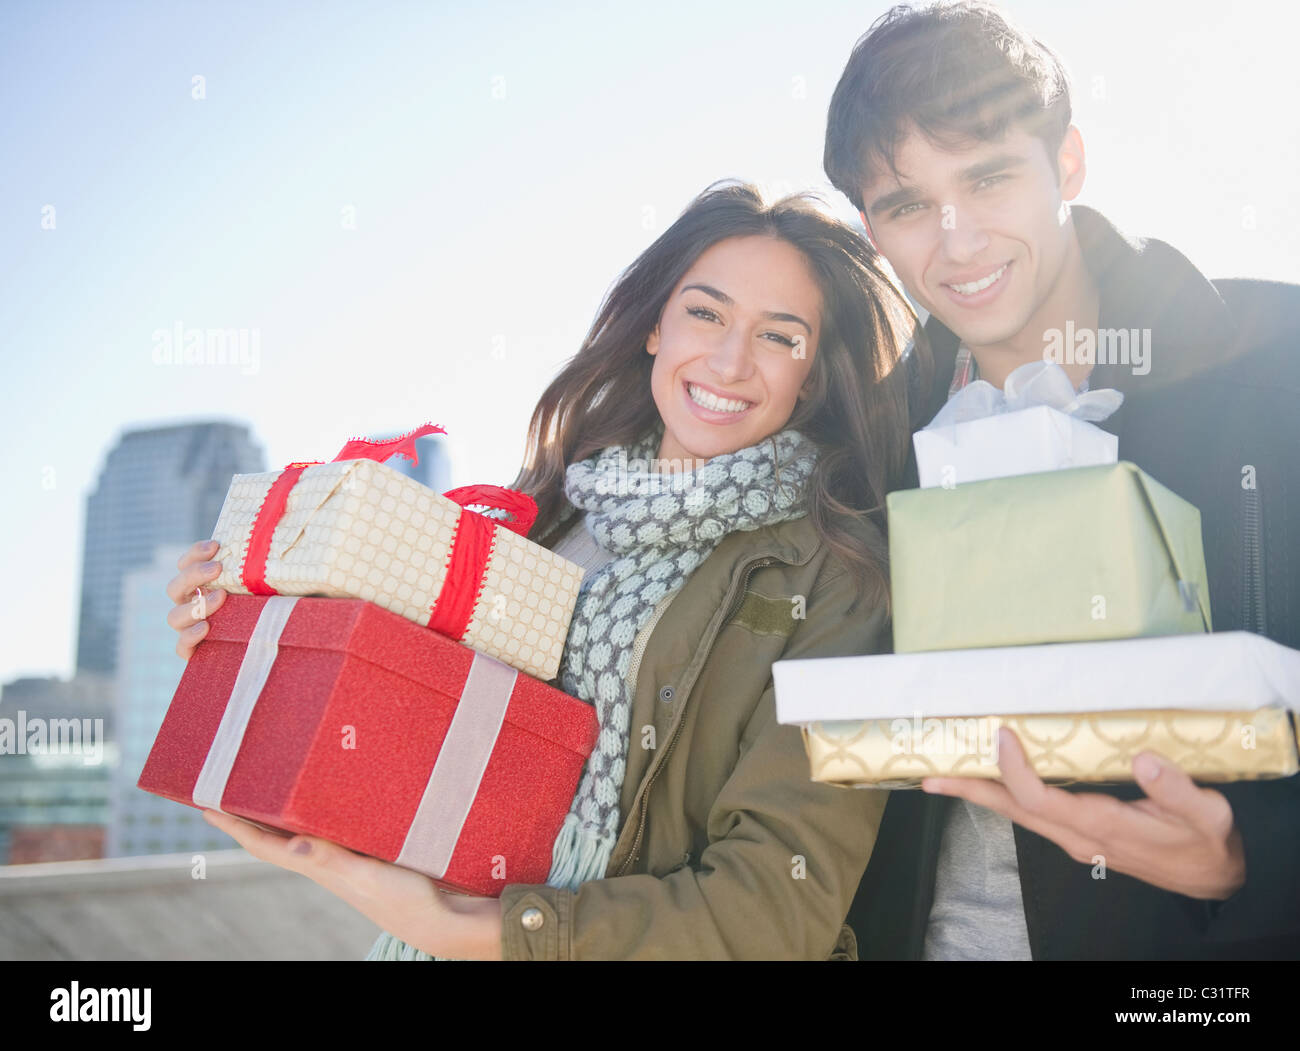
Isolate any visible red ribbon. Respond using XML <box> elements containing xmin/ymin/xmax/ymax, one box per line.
<box><xmin>241</xmin><ymin>423</ymin><xmax>447</xmax><ymax>593</ymax></box>
<box><xmin>428</xmin><ymin>485</ymin><xmax>538</xmax><ymax>641</ymax></box>
<box><xmin>238</xmin><ymin>425</ymin><xmax>540</xmax><ymax>643</ymax></box>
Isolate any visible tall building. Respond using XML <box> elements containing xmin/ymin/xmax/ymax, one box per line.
<box><xmin>76</xmin><ymin>421</ymin><xmax>265</xmax><ymax>675</ymax></box>
<box><xmin>107</xmin><ymin>545</ymin><xmax>231</xmax><ymax>858</ymax></box>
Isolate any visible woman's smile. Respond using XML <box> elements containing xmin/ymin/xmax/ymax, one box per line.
<box><xmin>682</xmin><ymin>378</ymin><xmax>758</xmax><ymax>421</ymax></box>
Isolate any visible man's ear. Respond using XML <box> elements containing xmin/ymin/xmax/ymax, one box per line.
<box><xmin>1057</xmin><ymin>125</ymin><xmax>1087</xmax><ymax>202</ymax></box>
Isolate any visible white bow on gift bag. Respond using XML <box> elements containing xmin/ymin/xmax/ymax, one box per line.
<box><xmin>915</xmin><ymin>360</ymin><xmax>1125</xmax><ymax>487</ymax></box>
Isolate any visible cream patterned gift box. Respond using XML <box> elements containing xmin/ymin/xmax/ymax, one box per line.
<box><xmin>210</xmin><ymin>453</ymin><xmax>583</xmax><ymax>682</ymax></box>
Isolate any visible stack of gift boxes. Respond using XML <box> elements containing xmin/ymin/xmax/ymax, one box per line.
<box><xmin>774</xmin><ymin>366</ymin><xmax>1300</xmax><ymax>788</ymax></box>
<box><xmin>138</xmin><ymin>424</ymin><xmax>598</xmax><ymax>896</ymax></box>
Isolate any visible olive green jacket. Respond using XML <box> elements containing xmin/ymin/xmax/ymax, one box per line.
<box><xmin>497</xmin><ymin>509</ymin><xmax>890</xmax><ymax>960</ymax></box>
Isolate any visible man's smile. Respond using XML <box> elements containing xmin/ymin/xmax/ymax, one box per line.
<box><xmin>939</xmin><ymin>261</ymin><xmax>1013</xmax><ymax>306</ymax></box>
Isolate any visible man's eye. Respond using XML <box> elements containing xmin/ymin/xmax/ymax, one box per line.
<box><xmin>891</xmin><ymin>202</ymin><xmax>924</xmax><ymax>219</ymax></box>
<box><xmin>687</xmin><ymin>306</ymin><xmax>721</xmax><ymax>322</ymax></box>
<box><xmin>975</xmin><ymin>174</ymin><xmax>1007</xmax><ymax>190</ymax></box>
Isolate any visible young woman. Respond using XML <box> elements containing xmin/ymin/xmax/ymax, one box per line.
<box><xmin>165</xmin><ymin>180</ymin><xmax>927</xmax><ymax>959</ymax></box>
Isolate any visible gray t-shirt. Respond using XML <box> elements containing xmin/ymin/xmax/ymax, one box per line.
<box><xmin>550</xmin><ymin>511</ymin><xmax>616</xmax><ymax>581</ymax></box>
<box><xmin>922</xmin><ymin>800</ymin><xmax>1033</xmax><ymax>960</ymax></box>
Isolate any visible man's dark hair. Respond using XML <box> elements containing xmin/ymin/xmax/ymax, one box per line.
<box><xmin>824</xmin><ymin>2</ymin><xmax>1072</xmax><ymax>214</ymax></box>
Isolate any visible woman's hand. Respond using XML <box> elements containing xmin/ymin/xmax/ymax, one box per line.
<box><xmin>200</xmin><ymin>809</ymin><xmax>504</xmax><ymax>960</ymax></box>
<box><xmin>165</xmin><ymin>539</ymin><xmax>228</xmax><ymax>660</ymax></box>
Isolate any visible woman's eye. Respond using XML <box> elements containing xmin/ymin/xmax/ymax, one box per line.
<box><xmin>763</xmin><ymin>332</ymin><xmax>797</xmax><ymax>347</ymax></box>
<box><xmin>687</xmin><ymin>306</ymin><xmax>720</xmax><ymax>322</ymax></box>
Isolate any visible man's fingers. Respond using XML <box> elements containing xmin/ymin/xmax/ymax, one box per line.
<box><xmin>993</xmin><ymin>728</ymin><xmax>1112</xmax><ymax>836</ymax></box>
<box><xmin>926</xmin><ymin>775</ymin><xmax>1102</xmax><ymax>863</ymax></box>
<box><xmin>1133</xmin><ymin>751</ymin><xmax>1237</xmax><ymax>839</ymax></box>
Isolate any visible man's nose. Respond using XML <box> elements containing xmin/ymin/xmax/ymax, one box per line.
<box><xmin>939</xmin><ymin>211</ymin><xmax>992</xmax><ymax>265</ymax></box>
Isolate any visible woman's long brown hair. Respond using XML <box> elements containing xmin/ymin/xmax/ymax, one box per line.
<box><xmin>509</xmin><ymin>179</ymin><xmax>930</xmax><ymax>613</ymax></box>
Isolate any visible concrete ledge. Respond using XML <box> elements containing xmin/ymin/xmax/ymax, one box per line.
<box><xmin>0</xmin><ymin>850</ymin><xmax>271</xmax><ymax>894</ymax></box>
<box><xmin>0</xmin><ymin>849</ymin><xmax>385</xmax><ymax>960</ymax></box>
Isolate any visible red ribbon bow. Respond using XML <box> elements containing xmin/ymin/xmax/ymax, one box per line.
<box><xmin>240</xmin><ymin>424</ymin><xmax>538</xmax><ymax>643</ymax></box>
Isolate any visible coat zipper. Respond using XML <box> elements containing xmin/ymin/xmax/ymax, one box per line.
<box><xmin>613</xmin><ymin>554</ymin><xmax>779</xmax><ymax>877</ymax></box>
<box><xmin>625</xmin><ymin>593</ymin><xmax>673</xmax><ymax>699</ymax></box>
<box><xmin>1241</xmin><ymin>487</ymin><xmax>1267</xmax><ymax>634</ymax></box>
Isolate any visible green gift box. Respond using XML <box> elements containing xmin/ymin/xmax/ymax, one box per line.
<box><xmin>887</xmin><ymin>461</ymin><xmax>1212</xmax><ymax>653</ymax></box>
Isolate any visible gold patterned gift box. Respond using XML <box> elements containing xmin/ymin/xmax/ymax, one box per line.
<box><xmin>802</xmin><ymin>709</ymin><xmax>1298</xmax><ymax>788</ymax></box>
<box><xmin>773</xmin><ymin>633</ymin><xmax>1300</xmax><ymax>787</ymax></box>
<box><xmin>209</xmin><ymin>428</ymin><xmax>583</xmax><ymax>682</ymax></box>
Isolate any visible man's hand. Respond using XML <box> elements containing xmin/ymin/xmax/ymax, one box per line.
<box><xmin>922</xmin><ymin>727</ymin><xmax>1246</xmax><ymax>901</ymax></box>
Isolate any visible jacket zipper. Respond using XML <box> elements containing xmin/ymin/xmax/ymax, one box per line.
<box><xmin>625</xmin><ymin>593</ymin><xmax>674</xmax><ymax>699</ymax></box>
<box><xmin>1241</xmin><ymin>487</ymin><xmax>1267</xmax><ymax>634</ymax></box>
<box><xmin>613</xmin><ymin>554</ymin><xmax>779</xmax><ymax>877</ymax></box>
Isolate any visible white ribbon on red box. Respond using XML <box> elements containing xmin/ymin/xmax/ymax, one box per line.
<box><xmin>191</xmin><ymin>596</ymin><xmax>517</xmax><ymax>879</ymax></box>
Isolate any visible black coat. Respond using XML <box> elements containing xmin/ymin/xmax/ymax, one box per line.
<box><xmin>847</xmin><ymin>205</ymin><xmax>1300</xmax><ymax>959</ymax></box>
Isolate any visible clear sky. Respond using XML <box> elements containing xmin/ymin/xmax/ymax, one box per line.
<box><xmin>2</xmin><ymin>0</ymin><xmax>1296</xmax><ymax>684</ymax></box>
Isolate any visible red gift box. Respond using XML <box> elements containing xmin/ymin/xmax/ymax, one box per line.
<box><xmin>139</xmin><ymin>593</ymin><xmax>597</xmax><ymax>897</ymax></box>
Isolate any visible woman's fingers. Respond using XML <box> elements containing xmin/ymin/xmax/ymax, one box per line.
<box><xmin>177</xmin><ymin>538</ymin><xmax>219</xmax><ymax>571</ymax></box>
<box><xmin>165</xmin><ymin>546</ymin><xmax>223</xmax><ymax>605</ymax></box>
<box><xmin>175</xmin><ymin>618</ymin><xmax>210</xmax><ymax>661</ymax></box>
<box><xmin>166</xmin><ymin>586</ymin><xmax>227</xmax><ymax>632</ymax></box>
<box><xmin>166</xmin><ymin>540</ymin><xmax>228</xmax><ymax>662</ymax></box>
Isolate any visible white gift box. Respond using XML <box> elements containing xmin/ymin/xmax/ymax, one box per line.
<box><xmin>913</xmin><ymin>404</ymin><xmax>1118</xmax><ymax>488</ymax></box>
<box><xmin>774</xmin><ymin>632</ymin><xmax>1300</xmax><ymax>722</ymax></box>
<box><xmin>772</xmin><ymin>633</ymin><xmax>1300</xmax><ymax>785</ymax></box>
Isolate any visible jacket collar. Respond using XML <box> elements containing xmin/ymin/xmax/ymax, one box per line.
<box><xmin>710</xmin><ymin>509</ymin><xmax>824</xmax><ymax>569</ymax></box>
<box><xmin>914</xmin><ymin>204</ymin><xmax>1236</xmax><ymax>433</ymax></box>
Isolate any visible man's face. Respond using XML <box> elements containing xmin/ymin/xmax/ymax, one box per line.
<box><xmin>858</xmin><ymin>124</ymin><xmax>1081</xmax><ymax>349</ymax></box>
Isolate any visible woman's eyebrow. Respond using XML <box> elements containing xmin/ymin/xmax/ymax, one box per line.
<box><xmin>680</xmin><ymin>284</ymin><xmax>812</xmax><ymax>335</ymax></box>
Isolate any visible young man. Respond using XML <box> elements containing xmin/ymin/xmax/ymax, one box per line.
<box><xmin>823</xmin><ymin>1</ymin><xmax>1300</xmax><ymax>959</ymax></box>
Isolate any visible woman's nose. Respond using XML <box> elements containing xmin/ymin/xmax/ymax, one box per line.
<box><xmin>706</xmin><ymin>326</ymin><xmax>754</xmax><ymax>384</ymax></box>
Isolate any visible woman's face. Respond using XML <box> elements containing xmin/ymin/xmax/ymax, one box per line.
<box><xmin>646</xmin><ymin>234</ymin><xmax>821</xmax><ymax>467</ymax></box>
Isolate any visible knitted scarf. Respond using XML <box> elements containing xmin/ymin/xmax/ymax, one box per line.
<box><xmin>366</xmin><ymin>421</ymin><xmax>820</xmax><ymax>960</ymax></box>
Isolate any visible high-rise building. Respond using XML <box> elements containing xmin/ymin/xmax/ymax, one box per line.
<box><xmin>76</xmin><ymin>421</ymin><xmax>265</xmax><ymax>674</ymax></box>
